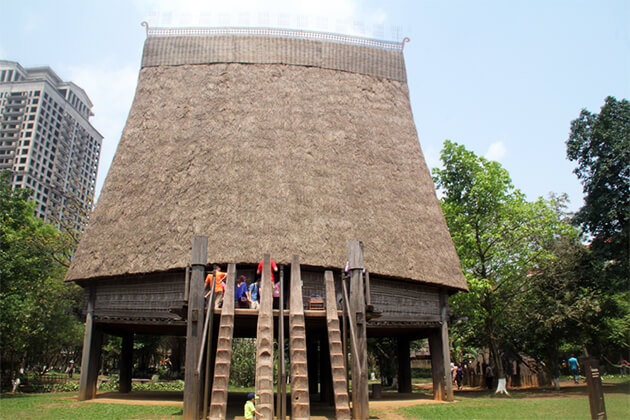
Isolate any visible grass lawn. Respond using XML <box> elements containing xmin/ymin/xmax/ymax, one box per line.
<box><xmin>0</xmin><ymin>393</ymin><xmax>180</xmax><ymax>420</ymax></box>
<box><xmin>396</xmin><ymin>380</ymin><xmax>630</xmax><ymax>420</ymax></box>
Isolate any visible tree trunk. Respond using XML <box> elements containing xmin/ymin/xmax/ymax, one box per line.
<box><xmin>489</xmin><ymin>335</ymin><xmax>508</xmax><ymax>395</ymax></box>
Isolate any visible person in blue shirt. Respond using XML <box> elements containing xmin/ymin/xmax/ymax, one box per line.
<box><xmin>568</xmin><ymin>355</ymin><xmax>580</xmax><ymax>384</ymax></box>
<box><xmin>235</xmin><ymin>275</ymin><xmax>249</xmax><ymax>308</ymax></box>
<box><xmin>248</xmin><ymin>279</ymin><xmax>260</xmax><ymax>309</ymax></box>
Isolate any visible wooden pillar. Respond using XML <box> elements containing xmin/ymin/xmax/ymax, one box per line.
<box><xmin>307</xmin><ymin>335</ymin><xmax>319</xmax><ymax>398</ymax></box>
<box><xmin>428</xmin><ymin>289</ymin><xmax>454</xmax><ymax>402</ymax></box>
<box><xmin>183</xmin><ymin>236</ymin><xmax>208</xmax><ymax>420</ymax></box>
<box><xmin>428</xmin><ymin>330</ymin><xmax>445</xmax><ymax>401</ymax></box>
<box><xmin>439</xmin><ymin>290</ymin><xmax>454</xmax><ymax>401</ymax></box>
<box><xmin>277</xmin><ymin>265</ymin><xmax>287</xmax><ymax>420</ymax></box>
<box><xmin>119</xmin><ymin>332</ymin><xmax>133</xmax><ymax>393</ymax></box>
<box><xmin>397</xmin><ymin>337</ymin><xmax>412</xmax><ymax>393</ymax></box>
<box><xmin>78</xmin><ymin>285</ymin><xmax>103</xmax><ymax>401</ymax></box>
<box><xmin>348</xmin><ymin>240</ymin><xmax>368</xmax><ymax>420</ymax></box>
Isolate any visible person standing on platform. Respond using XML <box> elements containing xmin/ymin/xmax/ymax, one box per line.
<box><xmin>204</xmin><ymin>268</ymin><xmax>226</xmax><ymax>309</ymax></box>
<box><xmin>257</xmin><ymin>258</ymin><xmax>278</xmax><ymax>282</ymax></box>
<box><xmin>248</xmin><ymin>279</ymin><xmax>260</xmax><ymax>309</ymax></box>
<box><xmin>257</xmin><ymin>257</ymin><xmax>279</xmax><ymax>308</ymax></box>
<box><xmin>235</xmin><ymin>275</ymin><xmax>249</xmax><ymax>308</ymax></box>
<box><xmin>568</xmin><ymin>354</ymin><xmax>580</xmax><ymax>384</ymax></box>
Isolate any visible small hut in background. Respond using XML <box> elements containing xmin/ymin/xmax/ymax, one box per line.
<box><xmin>66</xmin><ymin>27</ymin><xmax>468</xmax><ymax>418</ymax></box>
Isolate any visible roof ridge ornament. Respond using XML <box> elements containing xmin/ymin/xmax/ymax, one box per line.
<box><xmin>141</xmin><ymin>25</ymin><xmax>408</xmax><ymax>52</ymax></box>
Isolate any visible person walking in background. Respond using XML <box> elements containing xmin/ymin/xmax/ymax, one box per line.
<box><xmin>66</xmin><ymin>360</ymin><xmax>75</xmax><ymax>378</ymax></box>
<box><xmin>455</xmin><ymin>362</ymin><xmax>464</xmax><ymax>390</ymax></box>
<box><xmin>485</xmin><ymin>363</ymin><xmax>494</xmax><ymax>390</ymax></box>
<box><xmin>568</xmin><ymin>354</ymin><xmax>580</xmax><ymax>384</ymax></box>
<box><xmin>244</xmin><ymin>392</ymin><xmax>261</xmax><ymax>419</ymax></box>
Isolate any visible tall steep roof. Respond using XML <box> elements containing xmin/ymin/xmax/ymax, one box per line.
<box><xmin>66</xmin><ymin>31</ymin><xmax>467</xmax><ymax>291</ymax></box>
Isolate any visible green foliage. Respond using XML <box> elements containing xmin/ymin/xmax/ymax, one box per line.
<box><xmin>0</xmin><ymin>170</ymin><xmax>83</xmax><ymax>373</ymax></box>
<box><xmin>566</xmin><ymin>97</ymin><xmax>630</xmax><ymax>360</ymax></box>
<box><xmin>433</xmin><ymin>141</ymin><xmax>575</xmax><ymax>378</ymax></box>
<box><xmin>567</xmin><ymin>96</ymin><xmax>630</xmax><ymax>280</ymax></box>
<box><xmin>230</xmin><ymin>338</ymin><xmax>256</xmax><ymax>387</ymax></box>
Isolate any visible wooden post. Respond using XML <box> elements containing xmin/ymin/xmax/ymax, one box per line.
<box><xmin>584</xmin><ymin>358</ymin><xmax>607</xmax><ymax>420</ymax></box>
<box><xmin>348</xmin><ymin>240</ymin><xmax>368</xmax><ymax>420</ymax></box>
<box><xmin>397</xmin><ymin>337</ymin><xmax>412</xmax><ymax>393</ymax></box>
<box><xmin>119</xmin><ymin>332</ymin><xmax>133</xmax><ymax>393</ymax></box>
<box><xmin>439</xmin><ymin>290</ymin><xmax>454</xmax><ymax>401</ymax></box>
<box><xmin>79</xmin><ymin>284</ymin><xmax>103</xmax><ymax>401</ymax></box>
<box><xmin>428</xmin><ymin>330</ymin><xmax>445</xmax><ymax>401</ymax></box>
<box><xmin>183</xmin><ymin>236</ymin><xmax>207</xmax><ymax>420</ymax></box>
<box><xmin>289</xmin><ymin>256</ymin><xmax>311</xmax><ymax>419</ymax></box>
<box><xmin>255</xmin><ymin>254</ymin><xmax>275</xmax><ymax>419</ymax></box>
<box><xmin>341</xmin><ymin>271</ymin><xmax>349</xmax><ymax>396</ymax></box>
<box><xmin>277</xmin><ymin>265</ymin><xmax>287</xmax><ymax>420</ymax></box>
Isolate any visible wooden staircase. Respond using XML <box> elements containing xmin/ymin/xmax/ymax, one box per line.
<box><xmin>289</xmin><ymin>256</ymin><xmax>311</xmax><ymax>419</ymax></box>
<box><xmin>324</xmin><ymin>270</ymin><xmax>351</xmax><ymax>419</ymax></box>
<box><xmin>255</xmin><ymin>255</ymin><xmax>275</xmax><ymax>419</ymax></box>
<box><xmin>208</xmin><ymin>264</ymin><xmax>236</xmax><ymax>420</ymax></box>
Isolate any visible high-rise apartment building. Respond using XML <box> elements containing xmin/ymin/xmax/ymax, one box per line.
<box><xmin>0</xmin><ymin>60</ymin><xmax>103</xmax><ymax>230</ymax></box>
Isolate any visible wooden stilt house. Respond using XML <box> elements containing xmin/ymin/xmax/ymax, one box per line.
<box><xmin>66</xmin><ymin>27</ymin><xmax>468</xmax><ymax>418</ymax></box>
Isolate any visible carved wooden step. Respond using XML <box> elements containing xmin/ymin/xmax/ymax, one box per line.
<box><xmin>255</xmin><ymin>255</ymin><xmax>275</xmax><ymax>419</ymax></box>
<box><xmin>325</xmin><ymin>270</ymin><xmax>351</xmax><ymax>420</ymax></box>
<box><xmin>208</xmin><ymin>265</ymin><xmax>236</xmax><ymax>420</ymax></box>
<box><xmin>289</xmin><ymin>256</ymin><xmax>310</xmax><ymax>420</ymax></box>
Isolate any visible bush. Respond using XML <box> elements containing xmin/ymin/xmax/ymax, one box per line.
<box><xmin>230</xmin><ymin>338</ymin><xmax>256</xmax><ymax>387</ymax></box>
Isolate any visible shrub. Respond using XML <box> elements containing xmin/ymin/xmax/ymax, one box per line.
<box><xmin>230</xmin><ymin>338</ymin><xmax>256</xmax><ymax>387</ymax></box>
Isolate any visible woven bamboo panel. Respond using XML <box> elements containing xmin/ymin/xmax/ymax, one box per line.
<box><xmin>142</xmin><ymin>35</ymin><xmax>407</xmax><ymax>82</ymax></box>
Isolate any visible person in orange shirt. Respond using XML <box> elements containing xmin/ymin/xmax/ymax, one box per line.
<box><xmin>205</xmin><ymin>269</ymin><xmax>226</xmax><ymax>309</ymax></box>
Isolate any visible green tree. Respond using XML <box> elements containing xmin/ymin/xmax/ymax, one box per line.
<box><xmin>433</xmin><ymin>141</ymin><xmax>571</xmax><ymax>392</ymax></box>
<box><xmin>566</xmin><ymin>96</ymin><xmax>630</xmax><ymax>361</ymax></box>
<box><xmin>567</xmin><ymin>96</ymin><xmax>629</xmax><ymax>279</ymax></box>
<box><xmin>0</xmin><ymin>171</ymin><xmax>83</xmax><ymax>374</ymax></box>
<box><xmin>509</xmin><ymin>196</ymin><xmax>600</xmax><ymax>387</ymax></box>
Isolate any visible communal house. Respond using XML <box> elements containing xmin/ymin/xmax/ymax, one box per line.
<box><xmin>66</xmin><ymin>26</ymin><xmax>468</xmax><ymax>420</ymax></box>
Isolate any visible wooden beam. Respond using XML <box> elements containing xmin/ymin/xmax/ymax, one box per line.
<box><xmin>183</xmin><ymin>236</ymin><xmax>207</xmax><ymax>420</ymax></box>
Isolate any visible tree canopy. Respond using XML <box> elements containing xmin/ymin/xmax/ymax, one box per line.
<box><xmin>433</xmin><ymin>141</ymin><xmax>580</xmax><ymax>387</ymax></box>
<box><xmin>567</xmin><ymin>96</ymin><xmax>630</xmax><ymax>279</ymax></box>
<box><xmin>566</xmin><ymin>96</ymin><xmax>630</xmax><ymax>359</ymax></box>
<box><xmin>0</xmin><ymin>171</ymin><xmax>83</xmax><ymax>373</ymax></box>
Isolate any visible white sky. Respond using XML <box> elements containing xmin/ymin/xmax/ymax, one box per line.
<box><xmin>1</xmin><ymin>0</ymin><xmax>629</xmax><ymax>213</ymax></box>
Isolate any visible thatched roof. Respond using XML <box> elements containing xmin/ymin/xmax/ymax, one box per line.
<box><xmin>66</xmin><ymin>32</ymin><xmax>467</xmax><ymax>291</ymax></box>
